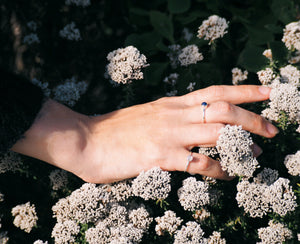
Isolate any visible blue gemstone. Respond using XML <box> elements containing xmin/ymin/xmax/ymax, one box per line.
<box><xmin>201</xmin><ymin>102</ymin><xmax>207</xmax><ymax>107</ymax></box>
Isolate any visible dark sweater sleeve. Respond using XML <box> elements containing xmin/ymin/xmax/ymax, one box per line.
<box><xmin>0</xmin><ymin>68</ymin><xmax>45</xmax><ymax>153</ymax></box>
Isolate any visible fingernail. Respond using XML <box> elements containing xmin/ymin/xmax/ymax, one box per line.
<box><xmin>259</xmin><ymin>86</ymin><xmax>271</xmax><ymax>95</ymax></box>
<box><xmin>267</xmin><ymin>123</ymin><xmax>279</xmax><ymax>135</ymax></box>
<box><xmin>252</xmin><ymin>144</ymin><xmax>263</xmax><ymax>157</ymax></box>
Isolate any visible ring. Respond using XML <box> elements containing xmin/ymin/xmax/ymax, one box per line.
<box><xmin>201</xmin><ymin>102</ymin><xmax>208</xmax><ymax>123</ymax></box>
<box><xmin>184</xmin><ymin>151</ymin><xmax>194</xmax><ymax>172</ymax></box>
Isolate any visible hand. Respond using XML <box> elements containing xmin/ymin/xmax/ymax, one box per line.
<box><xmin>12</xmin><ymin>85</ymin><xmax>278</xmax><ymax>184</ymax></box>
<box><xmin>77</xmin><ymin>85</ymin><xmax>278</xmax><ymax>183</ymax></box>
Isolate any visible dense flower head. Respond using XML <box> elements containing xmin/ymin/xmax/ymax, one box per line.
<box><xmin>183</xmin><ymin>28</ymin><xmax>193</xmax><ymax>42</ymax></box>
<box><xmin>282</xmin><ymin>20</ymin><xmax>300</xmax><ymax>51</ymax></box>
<box><xmin>231</xmin><ymin>67</ymin><xmax>248</xmax><ymax>85</ymax></box>
<box><xmin>155</xmin><ymin>210</ymin><xmax>183</xmax><ymax>236</ymax></box>
<box><xmin>253</xmin><ymin>167</ymin><xmax>279</xmax><ymax>186</ymax></box>
<box><xmin>261</xmin><ymin>83</ymin><xmax>300</xmax><ymax>125</ymax></box>
<box><xmin>106</xmin><ymin>46</ymin><xmax>148</xmax><ymax>84</ymax></box>
<box><xmin>257</xmin><ymin>68</ymin><xmax>276</xmax><ymax>85</ymax></box>
<box><xmin>11</xmin><ymin>202</ymin><xmax>38</xmax><ymax>233</ymax></box>
<box><xmin>167</xmin><ymin>44</ymin><xmax>182</xmax><ymax>68</ymax></box>
<box><xmin>51</xmin><ymin>220</ymin><xmax>80</xmax><ymax>244</ymax></box>
<box><xmin>257</xmin><ymin>220</ymin><xmax>293</xmax><ymax>244</ymax></box>
<box><xmin>105</xmin><ymin>179</ymin><xmax>133</xmax><ymax>202</ymax></box>
<box><xmin>289</xmin><ymin>50</ymin><xmax>300</xmax><ymax>64</ymax></box>
<box><xmin>193</xmin><ymin>208</ymin><xmax>211</xmax><ymax>222</ymax></box>
<box><xmin>128</xmin><ymin>206</ymin><xmax>153</xmax><ymax>230</ymax></box>
<box><xmin>33</xmin><ymin>240</ymin><xmax>48</xmax><ymax>244</ymax></box>
<box><xmin>284</xmin><ymin>150</ymin><xmax>300</xmax><ymax>176</ymax></box>
<box><xmin>208</xmin><ymin>231</ymin><xmax>226</xmax><ymax>244</ymax></box>
<box><xmin>177</xmin><ymin>177</ymin><xmax>211</xmax><ymax>211</ymax></box>
<box><xmin>132</xmin><ymin>167</ymin><xmax>171</xmax><ymax>201</ymax></box>
<box><xmin>262</xmin><ymin>49</ymin><xmax>272</xmax><ymax>60</ymax></box>
<box><xmin>0</xmin><ymin>151</ymin><xmax>23</xmax><ymax>174</ymax></box>
<box><xmin>174</xmin><ymin>221</ymin><xmax>207</xmax><ymax>244</ymax></box>
<box><xmin>216</xmin><ymin>125</ymin><xmax>259</xmax><ymax>178</ymax></box>
<box><xmin>197</xmin><ymin>15</ymin><xmax>229</xmax><ymax>44</ymax></box>
<box><xmin>0</xmin><ymin>232</ymin><xmax>9</xmax><ymax>244</ymax></box>
<box><xmin>236</xmin><ymin>180</ymin><xmax>270</xmax><ymax>218</ymax></box>
<box><xmin>49</xmin><ymin>169</ymin><xmax>68</xmax><ymax>191</ymax></box>
<box><xmin>85</xmin><ymin>222</ymin><xmax>111</xmax><ymax>244</ymax></box>
<box><xmin>186</xmin><ymin>82</ymin><xmax>196</xmax><ymax>92</ymax></box>
<box><xmin>178</xmin><ymin>44</ymin><xmax>203</xmax><ymax>67</ymax></box>
<box><xmin>163</xmin><ymin>73</ymin><xmax>179</xmax><ymax>85</ymax></box>
<box><xmin>280</xmin><ymin>64</ymin><xmax>300</xmax><ymax>87</ymax></box>
<box><xmin>59</xmin><ymin>22</ymin><xmax>81</xmax><ymax>41</ymax></box>
<box><xmin>53</xmin><ymin>77</ymin><xmax>88</xmax><ymax>107</ymax></box>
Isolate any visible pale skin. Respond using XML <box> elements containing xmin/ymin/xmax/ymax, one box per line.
<box><xmin>11</xmin><ymin>85</ymin><xmax>279</xmax><ymax>183</ymax></box>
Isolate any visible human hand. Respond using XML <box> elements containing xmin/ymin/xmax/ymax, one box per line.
<box><xmin>76</xmin><ymin>85</ymin><xmax>278</xmax><ymax>183</ymax></box>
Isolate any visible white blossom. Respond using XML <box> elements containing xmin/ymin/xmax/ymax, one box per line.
<box><xmin>166</xmin><ymin>90</ymin><xmax>178</xmax><ymax>97</ymax></box>
<box><xmin>253</xmin><ymin>168</ymin><xmax>279</xmax><ymax>186</ymax></box>
<box><xmin>0</xmin><ymin>152</ymin><xmax>23</xmax><ymax>174</ymax></box>
<box><xmin>193</xmin><ymin>208</ymin><xmax>211</xmax><ymax>222</ymax></box>
<box><xmin>33</xmin><ymin>240</ymin><xmax>48</xmax><ymax>244</ymax></box>
<box><xmin>289</xmin><ymin>50</ymin><xmax>300</xmax><ymax>64</ymax></box>
<box><xmin>208</xmin><ymin>231</ymin><xmax>226</xmax><ymax>244</ymax></box>
<box><xmin>167</xmin><ymin>44</ymin><xmax>181</xmax><ymax>69</ymax></box>
<box><xmin>155</xmin><ymin>210</ymin><xmax>183</xmax><ymax>236</ymax></box>
<box><xmin>257</xmin><ymin>68</ymin><xmax>276</xmax><ymax>85</ymax></box>
<box><xmin>132</xmin><ymin>167</ymin><xmax>171</xmax><ymax>201</ymax></box>
<box><xmin>174</xmin><ymin>221</ymin><xmax>207</xmax><ymax>244</ymax></box>
<box><xmin>85</xmin><ymin>222</ymin><xmax>111</xmax><ymax>244</ymax></box>
<box><xmin>163</xmin><ymin>73</ymin><xmax>179</xmax><ymax>85</ymax></box>
<box><xmin>183</xmin><ymin>28</ymin><xmax>193</xmax><ymax>42</ymax></box>
<box><xmin>262</xmin><ymin>49</ymin><xmax>272</xmax><ymax>60</ymax></box>
<box><xmin>231</xmin><ymin>67</ymin><xmax>248</xmax><ymax>85</ymax></box>
<box><xmin>197</xmin><ymin>15</ymin><xmax>229</xmax><ymax>44</ymax></box>
<box><xmin>51</xmin><ymin>220</ymin><xmax>80</xmax><ymax>244</ymax></box>
<box><xmin>49</xmin><ymin>169</ymin><xmax>68</xmax><ymax>191</ymax></box>
<box><xmin>187</xmin><ymin>82</ymin><xmax>196</xmax><ymax>92</ymax></box>
<box><xmin>106</xmin><ymin>46</ymin><xmax>148</xmax><ymax>84</ymax></box>
<box><xmin>128</xmin><ymin>206</ymin><xmax>153</xmax><ymax>230</ymax></box>
<box><xmin>280</xmin><ymin>64</ymin><xmax>300</xmax><ymax>87</ymax></box>
<box><xmin>59</xmin><ymin>22</ymin><xmax>81</xmax><ymax>41</ymax></box>
<box><xmin>178</xmin><ymin>45</ymin><xmax>203</xmax><ymax>67</ymax></box>
<box><xmin>11</xmin><ymin>202</ymin><xmax>38</xmax><ymax>233</ymax></box>
<box><xmin>284</xmin><ymin>150</ymin><xmax>300</xmax><ymax>176</ymax></box>
<box><xmin>282</xmin><ymin>20</ymin><xmax>300</xmax><ymax>51</ymax></box>
<box><xmin>0</xmin><ymin>232</ymin><xmax>9</xmax><ymax>244</ymax></box>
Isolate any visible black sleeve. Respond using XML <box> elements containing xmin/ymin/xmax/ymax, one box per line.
<box><xmin>0</xmin><ymin>68</ymin><xmax>45</xmax><ymax>153</ymax></box>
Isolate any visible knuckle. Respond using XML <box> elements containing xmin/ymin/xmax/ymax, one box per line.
<box><xmin>214</xmin><ymin>124</ymin><xmax>225</xmax><ymax>135</ymax></box>
<box><xmin>197</xmin><ymin>154</ymin><xmax>210</xmax><ymax>171</ymax></box>
<box><xmin>214</xmin><ymin>101</ymin><xmax>232</xmax><ymax>114</ymax></box>
<box><xmin>207</xmin><ymin>85</ymin><xmax>225</xmax><ymax>100</ymax></box>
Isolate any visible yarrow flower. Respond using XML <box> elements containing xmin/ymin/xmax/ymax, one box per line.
<box><xmin>59</xmin><ymin>22</ymin><xmax>81</xmax><ymax>41</ymax></box>
<box><xmin>11</xmin><ymin>202</ymin><xmax>38</xmax><ymax>233</ymax></box>
<box><xmin>0</xmin><ymin>151</ymin><xmax>23</xmax><ymax>174</ymax></box>
<box><xmin>167</xmin><ymin>44</ymin><xmax>181</xmax><ymax>68</ymax></box>
<box><xmin>257</xmin><ymin>68</ymin><xmax>276</xmax><ymax>85</ymax></box>
<box><xmin>132</xmin><ymin>167</ymin><xmax>171</xmax><ymax>201</ymax></box>
<box><xmin>163</xmin><ymin>73</ymin><xmax>179</xmax><ymax>86</ymax></box>
<box><xmin>174</xmin><ymin>221</ymin><xmax>207</xmax><ymax>244</ymax></box>
<box><xmin>128</xmin><ymin>206</ymin><xmax>153</xmax><ymax>230</ymax></box>
<box><xmin>33</xmin><ymin>240</ymin><xmax>48</xmax><ymax>244</ymax></box>
<box><xmin>182</xmin><ymin>28</ymin><xmax>193</xmax><ymax>42</ymax></box>
<box><xmin>289</xmin><ymin>50</ymin><xmax>300</xmax><ymax>64</ymax></box>
<box><xmin>253</xmin><ymin>168</ymin><xmax>279</xmax><ymax>186</ymax></box>
<box><xmin>65</xmin><ymin>0</ymin><xmax>91</xmax><ymax>7</ymax></box>
<box><xmin>49</xmin><ymin>169</ymin><xmax>68</xmax><ymax>191</ymax></box>
<box><xmin>208</xmin><ymin>231</ymin><xmax>226</xmax><ymax>244</ymax></box>
<box><xmin>155</xmin><ymin>210</ymin><xmax>183</xmax><ymax>236</ymax></box>
<box><xmin>178</xmin><ymin>45</ymin><xmax>203</xmax><ymax>67</ymax></box>
<box><xmin>282</xmin><ymin>20</ymin><xmax>300</xmax><ymax>51</ymax></box>
<box><xmin>186</xmin><ymin>82</ymin><xmax>196</xmax><ymax>92</ymax></box>
<box><xmin>53</xmin><ymin>77</ymin><xmax>88</xmax><ymax>107</ymax></box>
<box><xmin>106</xmin><ymin>46</ymin><xmax>149</xmax><ymax>84</ymax></box>
<box><xmin>257</xmin><ymin>220</ymin><xmax>293</xmax><ymax>244</ymax></box>
<box><xmin>280</xmin><ymin>64</ymin><xmax>300</xmax><ymax>87</ymax></box>
<box><xmin>261</xmin><ymin>83</ymin><xmax>300</xmax><ymax>125</ymax></box>
<box><xmin>197</xmin><ymin>15</ymin><xmax>229</xmax><ymax>44</ymax></box>
<box><xmin>216</xmin><ymin>125</ymin><xmax>259</xmax><ymax>178</ymax></box>
<box><xmin>193</xmin><ymin>208</ymin><xmax>211</xmax><ymax>222</ymax></box>
<box><xmin>231</xmin><ymin>67</ymin><xmax>248</xmax><ymax>85</ymax></box>
<box><xmin>262</xmin><ymin>49</ymin><xmax>272</xmax><ymax>60</ymax></box>
<box><xmin>177</xmin><ymin>177</ymin><xmax>211</xmax><ymax>211</ymax></box>
<box><xmin>51</xmin><ymin>220</ymin><xmax>80</xmax><ymax>244</ymax></box>
<box><xmin>284</xmin><ymin>150</ymin><xmax>300</xmax><ymax>176</ymax></box>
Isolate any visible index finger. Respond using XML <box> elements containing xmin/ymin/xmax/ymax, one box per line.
<box><xmin>181</xmin><ymin>85</ymin><xmax>271</xmax><ymax>106</ymax></box>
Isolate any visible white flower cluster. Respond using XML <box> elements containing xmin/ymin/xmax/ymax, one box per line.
<box><xmin>0</xmin><ymin>232</ymin><xmax>9</xmax><ymax>244</ymax></box>
<box><xmin>0</xmin><ymin>151</ymin><xmax>23</xmax><ymax>174</ymax></box>
<box><xmin>193</xmin><ymin>208</ymin><xmax>211</xmax><ymax>222</ymax></box>
<box><xmin>107</xmin><ymin>180</ymin><xmax>133</xmax><ymax>202</ymax></box>
<box><xmin>23</xmin><ymin>33</ymin><xmax>40</xmax><ymax>45</ymax></box>
<box><xmin>208</xmin><ymin>231</ymin><xmax>226</xmax><ymax>244</ymax></box>
<box><xmin>257</xmin><ymin>68</ymin><xmax>276</xmax><ymax>85</ymax></box>
<box><xmin>53</xmin><ymin>77</ymin><xmax>88</xmax><ymax>106</ymax></box>
<box><xmin>51</xmin><ymin>220</ymin><xmax>80</xmax><ymax>244</ymax></box>
<box><xmin>183</xmin><ymin>28</ymin><xmax>193</xmax><ymax>42</ymax></box>
<box><xmin>280</xmin><ymin>64</ymin><xmax>300</xmax><ymax>87</ymax></box>
<box><xmin>186</xmin><ymin>82</ymin><xmax>196</xmax><ymax>92</ymax></box>
<box><xmin>197</xmin><ymin>15</ymin><xmax>229</xmax><ymax>44</ymax></box>
<box><xmin>216</xmin><ymin>125</ymin><xmax>259</xmax><ymax>178</ymax></box>
<box><xmin>163</xmin><ymin>73</ymin><xmax>179</xmax><ymax>85</ymax></box>
<box><xmin>198</xmin><ymin>147</ymin><xmax>218</xmax><ymax>158</ymax></box>
<box><xmin>282</xmin><ymin>20</ymin><xmax>300</xmax><ymax>51</ymax></box>
<box><xmin>262</xmin><ymin>49</ymin><xmax>272</xmax><ymax>60</ymax></box>
<box><xmin>132</xmin><ymin>167</ymin><xmax>171</xmax><ymax>201</ymax></box>
<box><xmin>253</xmin><ymin>168</ymin><xmax>279</xmax><ymax>186</ymax></box>
<box><xmin>49</xmin><ymin>169</ymin><xmax>68</xmax><ymax>191</ymax></box>
<box><xmin>177</xmin><ymin>177</ymin><xmax>211</xmax><ymax>211</ymax></box>
<box><xmin>289</xmin><ymin>50</ymin><xmax>300</xmax><ymax>64</ymax></box>
<box><xmin>0</xmin><ymin>192</ymin><xmax>4</xmax><ymax>202</ymax></box>
<box><xmin>33</xmin><ymin>240</ymin><xmax>48</xmax><ymax>244</ymax></box>
<box><xmin>167</xmin><ymin>44</ymin><xmax>182</xmax><ymax>69</ymax></box>
<box><xmin>236</xmin><ymin>177</ymin><xmax>297</xmax><ymax>218</ymax></box>
<box><xmin>106</xmin><ymin>46</ymin><xmax>149</xmax><ymax>84</ymax></box>
<box><xmin>174</xmin><ymin>221</ymin><xmax>207</xmax><ymax>244</ymax></box>
<box><xmin>11</xmin><ymin>202</ymin><xmax>38</xmax><ymax>233</ymax></box>
<box><xmin>284</xmin><ymin>150</ymin><xmax>300</xmax><ymax>176</ymax></box>
<box><xmin>178</xmin><ymin>44</ymin><xmax>203</xmax><ymax>67</ymax></box>
<box><xmin>257</xmin><ymin>220</ymin><xmax>293</xmax><ymax>244</ymax></box>
<box><xmin>261</xmin><ymin>83</ymin><xmax>300</xmax><ymax>125</ymax></box>
<box><xmin>231</xmin><ymin>67</ymin><xmax>248</xmax><ymax>85</ymax></box>
<box><xmin>155</xmin><ymin>210</ymin><xmax>183</xmax><ymax>236</ymax></box>
<box><xmin>59</xmin><ymin>22</ymin><xmax>81</xmax><ymax>41</ymax></box>
<box><xmin>65</xmin><ymin>0</ymin><xmax>91</xmax><ymax>7</ymax></box>
<box><xmin>128</xmin><ymin>206</ymin><xmax>153</xmax><ymax>230</ymax></box>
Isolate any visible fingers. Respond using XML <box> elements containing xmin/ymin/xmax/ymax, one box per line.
<box><xmin>183</xmin><ymin>101</ymin><xmax>278</xmax><ymax>138</ymax></box>
<box><xmin>181</xmin><ymin>85</ymin><xmax>271</xmax><ymax>106</ymax></box>
<box><xmin>169</xmin><ymin>150</ymin><xmax>232</xmax><ymax>180</ymax></box>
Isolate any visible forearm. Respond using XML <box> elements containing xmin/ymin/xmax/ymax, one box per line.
<box><xmin>11</xmin><ymin>99</ymin><xmax>90</xmax><ymax>175</ymax></box>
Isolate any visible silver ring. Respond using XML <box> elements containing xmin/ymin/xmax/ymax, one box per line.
<box><xmin>201</xmin><ymin>102</ymin><xmax>208</xmax><ymax>123</ymax></box>
<box><xmin>184</xmin><ymin>151</ymin><xmax>194</xmax><ymax>172</ymax></box>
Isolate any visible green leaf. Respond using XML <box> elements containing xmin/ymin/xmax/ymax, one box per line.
<box><xmin>144</xmin><ymin>62</ymin><xmax>168</xmax><ymax>85</ymax></box>
<box><xmin>247</xmin><ymin>26</ymin><xmax>274</xmax><ymax>45</ymax></box>
<box><xmin>150</xmin><ymin>11</ymin><xmax>174</xmax><ymax>43</ymax></box>
<box><xmin>271</xmin><ymin>0</ymin><xmax>297</xmax><ymax>24</ymax></box>
<box><xmin>167</xmin><ymin>0</ymin><xmax>191</xmax><ymax>14</ymax></box>
<box><xmin>269</xmin><ymin>41</ymin><xmax>288</xmax><ymax>67</ymax></box>
<box><xmin>238</xmin><ymin>45</ymin><xmax>269</xmax><ymax>72</ymax></box>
